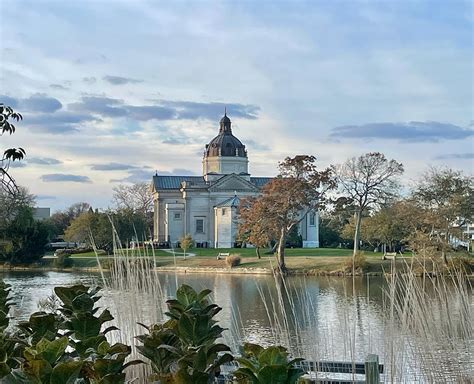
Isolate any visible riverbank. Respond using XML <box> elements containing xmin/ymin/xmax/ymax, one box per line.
<box><xmin>2</xmin><ymin>249</ymin><xmax>472</xmax><ymax>277</ymax></box>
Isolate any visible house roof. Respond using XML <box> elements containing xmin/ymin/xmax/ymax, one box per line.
<box><xmin>152</xmin><ymin>175</ymin><xmax>205</xmax><ymax>190</ymax></box>
<box><xmin>215</xmin><ymin>195</ymin><xmax>240</xmax><ymax>208</ymax></box>
<box><xmin>152</xmin><ymin>174</ymin><xmax>274</xmax><ymax>191</ymax></box>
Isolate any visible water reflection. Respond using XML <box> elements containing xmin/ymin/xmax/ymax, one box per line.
<box><xmin>1</xmin><ymin>270</ymin><xmax>471</xmax><ymax>382</ymax></box>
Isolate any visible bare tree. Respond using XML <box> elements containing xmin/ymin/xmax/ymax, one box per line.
<box><xmin>112</xmin><ymin>182</ymin><xmax>153</xmax><ymax>217</ymax></box>
<box><xmin>334</xmin><ymin>152</ymin><xmax>404</xmax><ymax>257</ymax></box>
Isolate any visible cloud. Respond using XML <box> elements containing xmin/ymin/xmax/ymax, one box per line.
<box><xmin>110</xmin><ymin>167</ymin><xmax>196</xmax><ymax>183</ymax></box>
<box><xmin>8</xmin><ymin>161</ymin><xmax>27</xmax><ymax>168</ymax></box>
<box><xmin>103</xmin><ymin>75</ymin><xmax>143</xmax><ymax>85</ymax></box>
<box><xmin>40</xmin><ymin>174</ymin><xmax>92</xmax><ymax>183</ymax></box>
<box><xmin>1</xmin><ymin>95</ymin><xmax>19</xmax><ymax>108</ymax></box>
<box><xmin>171</xmin><ymin>168</ymin><xmax>196</xmax><ymax>175</ymax></box>
<box><xmin>83</xmin><ymin>77</ymin><xmax>97</xmax><ymax>84</ymax></box>
<box><xmin>162</xmin><ymin>137</ymin><xmax>192</xmax><ymax>145</ymax></box>
<box><xmin>157</xmin><ymin>100</ymin><xmax>260</xmax><ymax>121</ymax></box>
<box><xmin>244</xmin><ymin>139</ymin><xmax>270</xmax><ymax>151</ymax></box>
<box><xmin>27</xmin><ymin>157</ymin><xmax>62</xmax><ymax>165</ymax></box>
<box><xmin>25</xmin><ymin>111</ymin><xmax>101</xmax><ymax>134</ymax></box>
<box><xmin>36</xmin><ymin>195</ymin><xmax>57</xmax><ymax>200</ymax></box>
<box><xmin>49</xmin><ymin>84</ymin><xmax>69</xmax><ymax>90</ymax></box>
<box><xmin>110</xmin><ymin>169</ymin><xmax>154</xmax><ymax>183</ymax></box>
<box><xmin>127</xmin><ymin>105</ymin><xmax>175</xmax><ymax>120</ymax></box>
<box><xmin>69</xmin><ymin>96</ymin><xmax>128</xmax><ymax>117</ymax></box>
<box><xmin>434</xmin><ymin>153</ymin><xmax>474</xmax><ymax>160</ymax></box>
<box><xmin>330</xmin><ymin>121</ymin><xmax>474</xmax><ymax>142</ymax></box>
<box><xmin>21</xmin><ymin>93</ymin><xmax>62</xmax><ymax>113</ymax></box>
<box><xmin>90</xmin><ymin>162</ymin><xmax>148</xmax><ymax>171</ymax></box>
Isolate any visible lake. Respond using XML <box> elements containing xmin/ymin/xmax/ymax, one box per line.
<box><xmin>1</xmin><ymin>270</ymin><xmax>472</xmax><ymax>382</ymax></box>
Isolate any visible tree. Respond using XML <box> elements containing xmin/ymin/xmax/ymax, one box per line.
<box><xmin>341</xmin><ymin>201</ymin><xmax>410</xmax><ymax>254</ymax></box>
<box><xmin>334</xmin><ymin>152</ymin><xmax>404</xmax><ymax>258</ymax></box>
<box><xmin>0</xmin><ymin>188</ymin><xmax>48</xmax><ymax>263</ymax></box>
<box><xmin>64</xmin><ymin>210</ymin><xmax>112</xmax><ymax>251</ymax></box>
<box><xmin>179</xmin><ymin>234</ymin><xmax>193</xmax><ymax>260</ymax></box>
<box><xmin>46</xmin><ymin>202</ymin><xmax>92</xmax><ymax>239</ymax></box>
<box><xmin>238</xmin><ymin>197</ymin><xmax>275</xmax><ymax>258</ymax></box>
<box><xmin>319</xmin><ymin>214</ymin><xmax>344</xmax><ymax>248</ymax></box>
<box><xmin>112</xmin><ymin>182</ymin><xmax>153</xmax><ymax>235</ymax></box>
<box><xmin>412</xmin><ymin>167</ymin><xmax>473</xmax><ymax>264</ymax></box>
<box><xmin>1</xmin><ymin>103</ymin><xmax>25</xmax><ymax>195</ymax></box>
<box><xmin>239</xmin><ymin>155</ymin><xmax>334</xmax><ymax>272</ymax></box>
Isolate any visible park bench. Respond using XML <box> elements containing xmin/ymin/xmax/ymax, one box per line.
<box><xmin>216</xmin><ymin>252</ymin><xmax>230</xmax><ymax>260</ymax></box>
<box><xmin>383</xmin><ymin>252</ymin><xmax>397</xmax><ymax>260</ymax></box>
<box><xmin>299</xmin><ymin>354</ymin><xmax>383</xmax><ymax>384</ymax></box>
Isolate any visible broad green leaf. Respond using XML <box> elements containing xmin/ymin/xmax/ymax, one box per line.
<box><xmin>39</xmin><ymin>336</ymin><xmax>67</xmax><ymax>364</ymax></box>
<box><xmin>71</xmin><ymin>293</ymin><xmax>94</xmax><ymax>313</ymax></box>
<box><xmin>50</xmin><ymin>360</ymin><xmax>83</xmax><ymax>384</ymax></box>
<box><xmin>257</xmin><ymin>365</ymin><xmax>288</xmax><ymax>383</ymax></box>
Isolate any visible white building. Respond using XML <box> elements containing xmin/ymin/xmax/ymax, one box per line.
<box><xmin>151</xmin><ymin>113</ymin><xmax>319</xmax><ymax>248</ymax></box>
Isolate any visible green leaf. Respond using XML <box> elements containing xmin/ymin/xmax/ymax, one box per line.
<box><xmin>175</xmin><ymin>284</ymin><xmax>198</xmax><ymax>307</ymax></box>
<box><xmin>196</xmin><ymin>289</ymin><xmax>212</xmax><ymax>302</ymax></box>
<box><xmin>98</xmin><ymin>309</ymin><xmax>114</xmax><ymax>324</ymax></box>
<box><xmin>39</xmin><ymin>337</ymin><xmax>68</xmax><ymax>364</ymax></box>
<box><xmin>257</xmin><ymin>365</ymin><xmax>288</xmax><ymax>383</ymax></box>
<box><xmin>258</xmin><ymin>346</ymin><xmax>288</xmax><ymax>366</ymax></box>
<box><xmin>54</xmin><ymin>285</ymin><xmax>88</xmax><ymax>308</ymax></box>
<box><xmin>242</xmin><ymin>343</ymin><xmax>264</xmax><ymax>358</ymax></box>
<box><xmin>71</xmin><ymin>293</ymin><xmax>94</xmax><ymax>313</ymax></box>
<box><xmin>233</xmin><ymin>367</ymin><xmax>259</xmax><ymax>384</ymax></box>
<box><xmin>70</xmin><ymin>313</ymin><xmax>101</xmax><ymax>340</ymax></box>
<box><xmin>50</xmin><ymin>360</ymin><xmax>83</xmax><ymax>384</ymax></box>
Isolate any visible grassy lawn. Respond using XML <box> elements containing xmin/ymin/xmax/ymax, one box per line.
<box><xmin>155</xmin><ymin>247</ymin><xmax>385</xmax><ymax>258</ymax></box>
<box><xmin>41</xmin><ymin>247</ymin><xmax>412</xmax><ymax>274</ymax></box>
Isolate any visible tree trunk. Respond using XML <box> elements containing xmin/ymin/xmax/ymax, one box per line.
<box><xmin>443</xmin><ymin>222</ymin><xmax>449</xmax><ymax>265</ymax></box>
<box><xmin>353</xmin><ymin>210</ymin><xmax>362</xmax><ymax>258</ymax></box>
<box><xmin>256</xmin><ymin>247</ymin><xmax>261</xmax><ymax>259</ymax></box>
<box><xmin>277</xmin><ymin>227</ymin><xmax>287</xmax><ymax>273</ymax></box>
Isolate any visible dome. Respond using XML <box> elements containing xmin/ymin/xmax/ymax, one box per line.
<box><xmin>204</xmin><ymin>113</ymin><xmax>247</xmax><ymax>158</ymax></box>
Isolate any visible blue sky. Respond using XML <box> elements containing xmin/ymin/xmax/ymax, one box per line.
<box><xmin>1</xmin><ymin>0</ymin><xmax>472</xmax><ymax>211</ymax></box>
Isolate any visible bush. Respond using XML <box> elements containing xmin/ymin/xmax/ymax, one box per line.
<box><xmin>226</xmin><ymin>254</ymin><xmax>241</xmax><ymax>268</ymax></box>
<box><xmin>343</xmin><ymin>252</ymin><xmax>368</xmax><ymax>274</ymax></box>
<box><xmin>447</xmin><ymin>255</ymin><xmax>474</xmax><ymax>274</ymax></box>
<box><xmin>53</xmin><ymin>253</ymin><xmax>73</xmax><ymax>269</ymax></box>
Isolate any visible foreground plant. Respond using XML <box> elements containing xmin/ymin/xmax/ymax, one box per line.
<box><xmin>0</xmin><ymin>281</ymin><xmax>23</xmax><ymax>377</ymax></box>
<box><xmin>233</xmin><ymin>343</ymin><xmax>305</xmax><ymax>384</ymax></box>
<box><xmin>1</xmin><ymin>283</ymin><xmax>140</xmax><ymax>383</ymax></box>
<box><xmin>137</xmin><ymin>284</ymin><xmax>233</xmax><ymax>383</ymax></box>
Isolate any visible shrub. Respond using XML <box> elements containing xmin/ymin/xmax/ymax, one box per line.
<box><xmin>343</xmin><ymin>252</ymin><xmax>368</xmax><ymax>274</ymax></box>
<box><xmin>447</xmin><ymin>255</ymin><xmax>474</xmax><ymax>274</ymax></box>
<box><xmin>226</xmin><ymin>254</ymin><xmax>241</xmax><ymax>268</ymax></box>
<box><xmin>137</xmin><ymin>284</ymin><xmax>233</xmax><ymax>383</ymax></box>
<box><xmin>234</xmin><ymin>342</ymin><xmax>305</xmax><ymax>384</ymax></box>
<box><xmin>0</xmin><ymin>283</ymin><xmax>141</xmax><ymax>382</ymax></box>
<box><xmin>53</xmin><ymin>253</ymin><xmax>73</xmax><ymax>269</ymax></box>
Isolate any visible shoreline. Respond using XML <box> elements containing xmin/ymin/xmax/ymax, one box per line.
<box><xmin>1</xmin><ymin>264</ymin><xmax>472</xmax><ymax>278</ymax></box>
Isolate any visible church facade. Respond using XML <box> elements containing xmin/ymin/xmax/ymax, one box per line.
<box><xmin>151</xmin><ymin>113</ymin><xmax>319</xmax><ymax>248</ymax></box>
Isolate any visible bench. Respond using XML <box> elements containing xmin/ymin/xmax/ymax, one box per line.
<box><xmin>216</xmin><ymin>252</ymin><xmax>230</xmax><ymax>260</ymax></box>
<box><xmin>299</xmin><ymin>354</ymin><xmax>383</xmax><ymax>384</ymax></box>
<box><xmin>383</xmin><ymin>252</ymin><xmax>397</xmax><ymax>260</ymax></box>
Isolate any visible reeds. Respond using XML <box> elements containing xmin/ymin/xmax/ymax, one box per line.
<box><xmin>91</xmin><ymin>226</ymin><xmax>473</xmax><ymax>382</ymax></box>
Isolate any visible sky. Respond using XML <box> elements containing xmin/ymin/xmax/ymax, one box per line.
<box><xmin>1</xmin><ymin>0</ymin><xmax>472</xmax><ymax>212</ymax></box>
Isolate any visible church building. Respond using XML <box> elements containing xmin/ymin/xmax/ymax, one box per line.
<box><xmin>151</xmin><ymin>113</ymin><xmax>319</xmax><ymax>248</ymax></box>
